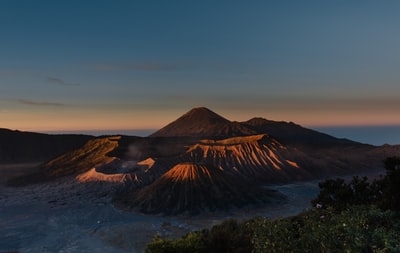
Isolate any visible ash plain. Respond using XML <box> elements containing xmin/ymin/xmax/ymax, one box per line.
<box><xmin>1</xmin><ymin>168</ymin><xmax>382</xmax><ymax>253</ymax></box>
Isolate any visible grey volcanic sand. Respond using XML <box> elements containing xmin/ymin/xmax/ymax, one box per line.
<box><xmin>0</xmin><ymin>176</ymin><xmax>320</xmax><ymax>253</ymax></box>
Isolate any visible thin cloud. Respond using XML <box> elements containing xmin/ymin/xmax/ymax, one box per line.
<box><xmin>18</xmin><ymin>99</ymin><xmax>65</xmax><ymax>107</ymax></box>
<box><xmin>94</xmin><ymin>63</ymin><xmax>178</xmax><ymax>71</ymax></box>
<box><xmin>47</xmin><ymin>77</ymin><xmax>80</xmax><ymax>86</ymax></box>
<box><xmin>93</xmin><ymin>61</ymin><xmax>244</xmax><ymax>73</ymax></box>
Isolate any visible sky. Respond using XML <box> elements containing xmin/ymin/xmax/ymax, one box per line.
<box><xmin>1</xmin><ymin>1</ymin><xmax>400</xmax><ymax>133</ymax></box>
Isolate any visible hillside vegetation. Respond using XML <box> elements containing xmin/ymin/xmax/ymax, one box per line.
<box><xmin>145</xmin><ymin>157</ymin><xmax>400</xmax><ymax>253</ymax></box>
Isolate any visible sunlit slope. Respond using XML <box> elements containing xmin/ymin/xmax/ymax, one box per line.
<box><xmin>115</xmin><ymin>163</ymin><xmax>284</xmax><ymax>215</ymax></box>
<box><xmin>185</xmin><ymin>134</ymin><xmax>310</xmax><ymax>181</ymax></box>
<box><xmin>7</xmin><ymin>136</ymin><xmax>120</xmax><ymax>185</ymax></box>
<box><xmin>44</xmin><ymin>136</ymin><xmax>121</xmax><ymax>177</ymax></box>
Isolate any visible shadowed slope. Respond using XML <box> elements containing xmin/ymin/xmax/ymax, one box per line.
<box><xmin>242</xmin><ymin>118</ymin><xmax>355</xmax><ymax>146</ymax></box>
<box><xmin>7</xmin><ymin>136</ymin><xmax>120</xmax><ymax>186</ymax></box>
<box><xmin>0</xmin><ymin>128</ymin><xmax>93</xmax><ymax>163</ymax></box>
<box><xmin>150</xmin><ymin>107</ymin><xmax>256</xmax><ymax>138</ymax></box>
<box><xmin>115</xmin><ymin>163</ymin><xmax>284</xmax><ymax>215</ymax></box>
<box><xmin>44</xmin><ymin>136</ymin><xmax>121</xmax><ymax>177</ymax></box>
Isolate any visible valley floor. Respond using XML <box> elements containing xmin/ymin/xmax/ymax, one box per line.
<box><xmin>0</xmin><ymin>169</ymin><xmax>383</xmax><ymax>253</ymax></box>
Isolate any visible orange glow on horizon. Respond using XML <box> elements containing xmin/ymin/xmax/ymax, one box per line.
<box><xmin>2</xmin><ymin>107</ymin><xmax>400</xmax><ymax>133</ymax></box>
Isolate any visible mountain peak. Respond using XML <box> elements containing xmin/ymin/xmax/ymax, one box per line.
<box><xmin>150</xmin><ymin>107</ymin><xmax>256</xmax><ymax>138</ymax></box>
<box><xmin>186</xmin><ymin>106</ymin><xmax>216</xmax><ymax>114</ymax></box>
<box><xmin>180</xmin><ymin>107</ymin><xmax>230</xmax><ymax>123</ymax></box>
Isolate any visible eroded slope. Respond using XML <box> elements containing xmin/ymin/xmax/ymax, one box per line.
<box><xmin>115</xmin><ymin>163</ymin><xmax>284</xmax><ymax>215</ymax></box>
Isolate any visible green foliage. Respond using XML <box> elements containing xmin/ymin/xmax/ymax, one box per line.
<box><xmin>312</xmin><ymin>176</ymin><xmax>375</xmax><ymax>211</ymax></box>
<box><xmin>146</xmin><ymin>235</ymin><xmax>175</xmax><ymax>253</ymax></box>
<box><xmin>146</xmin><ymin>207</ymin><xmax>400</xmax><ymax>253</ymax></box>
<box><xmin>252</xmin><ymin>206</ymin><xmax>400</xmax><ymax>253</ymax></box>
<box><xmin>384</xmin><ymin>157</ymin><xmax>400</xmax><ymax>171</ymax></box>
<box><xmin>313</xmin><ymin>157</ymin><xmax>400</xmax><ymax>212</ymax></box>
<box><xmin>145</xmin><ymin>157</ymin><xmax>400</xmax><ymax>253</ymax></box>
<box><xmin>204</xmin><ymin>219</ymin><xmax>253</xmax><ymax>253</ymax></box>
<box><xmin>146</xmin><ymin>232</ymin><xmax>205</xmax><ymax>253</ymax></box>
<box><xmin>146</xmin><ymin>219</ymin><xmax>254</xmax><ymax>253</ymax></box>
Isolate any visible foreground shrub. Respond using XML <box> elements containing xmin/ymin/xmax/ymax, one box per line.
<box><xmin>146</xmin><ymin>207</ymin><xmax>400</xmax><ymax>253</ymax></box>
<box><xmin>313</xmin><ymin>157</ymin><xmax>400</xmax><ymax>212</ymax></box>
<box><xmin>146</xmin><ymin>219</ymin><xmax>253</xmax><ymax>253</ymax></box>
<box><xmin>252</xmin><ymin>206</ymin><xmax>400</xmax><ymax>253</ymax></box>
<box><xmin>146</xmin><ymin>232</ymin><xmax>205</xmax><ymax>253</ymax></box>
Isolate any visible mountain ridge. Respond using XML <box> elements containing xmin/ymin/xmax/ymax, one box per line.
<box><xmin>149</xmin><ymin>107</ymin><xmax>357</xmax><ymax>147</ymax></box>
<box><xmin>4</xmin><ymin>107</ymin><xmax>397</xmax><ymax>215</ymax></box>
<box><xmin>0</xmin><ymin>128</ymin><xmax>93</xmax><ymax>164</ymax></box>
<box><xmin>242</xmin><ymin>117</ymin><xmax>356</xmax><ymax>146</ymax></box>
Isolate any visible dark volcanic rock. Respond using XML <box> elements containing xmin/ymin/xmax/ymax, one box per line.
<box><xmin>0</xmin><ymin>128</ymin><xmax>93</xmax><ymax>163</ymax></box>
<box><xmin>115</xmin><ymin>163</ymin><xmax>284</xmax><ymax>215</ymax></box>
<box><xmin>241</xmin><ymin>117</ymin><xmax>355</xmax><ymax>146</ymax></box>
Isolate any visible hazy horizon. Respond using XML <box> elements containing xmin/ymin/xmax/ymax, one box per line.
<box><xmin>33</xmin><ymin>124</ymin><xmax>400</xmax><ymax>146</ymax></box>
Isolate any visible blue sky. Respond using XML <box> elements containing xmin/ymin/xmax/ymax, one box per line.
<box><xmin>1</xmin><ymin>1</ymin><xmax>400</xmax><ymax>132</ymax></box>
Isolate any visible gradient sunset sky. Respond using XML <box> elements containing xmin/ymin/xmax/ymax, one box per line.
<box><xmin>1</xmin><ymin>1</ymin><xmax>399</xmax><ymax>132</ymax></box>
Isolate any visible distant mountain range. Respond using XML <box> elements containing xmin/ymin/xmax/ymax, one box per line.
<box><xmin>150</xmin><ymin>107</ymin><xmax>354</xmax><ymax>145</ymax></box>
<box><xmin>0</xmin><ymin>128</ymin><xmax>93</xmax><ymax>163</ymax></box>
<box><xmin>3</xmin><ymin>107</ymin><xmax>399</xmax><ymax>215</ymax></box>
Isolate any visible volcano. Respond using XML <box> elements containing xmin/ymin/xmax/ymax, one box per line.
<box><xmin>6</xmin><ymin>107</ymin><xmax>397</xmax><ymax>215</ymax></box>
<box><xmin>115</xmin><ymin>162</ymin><xmax>284</xmax><ymax>215</ymax></box>
<box><xmin>185</xmin><ymin>134</ymin><xmax>310</xmax><ymax>182</ymax></box>
<box><xmin>150</xmin><ymin>107</ymin><xmax>256</xmax><ymax>139</ymax></box>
